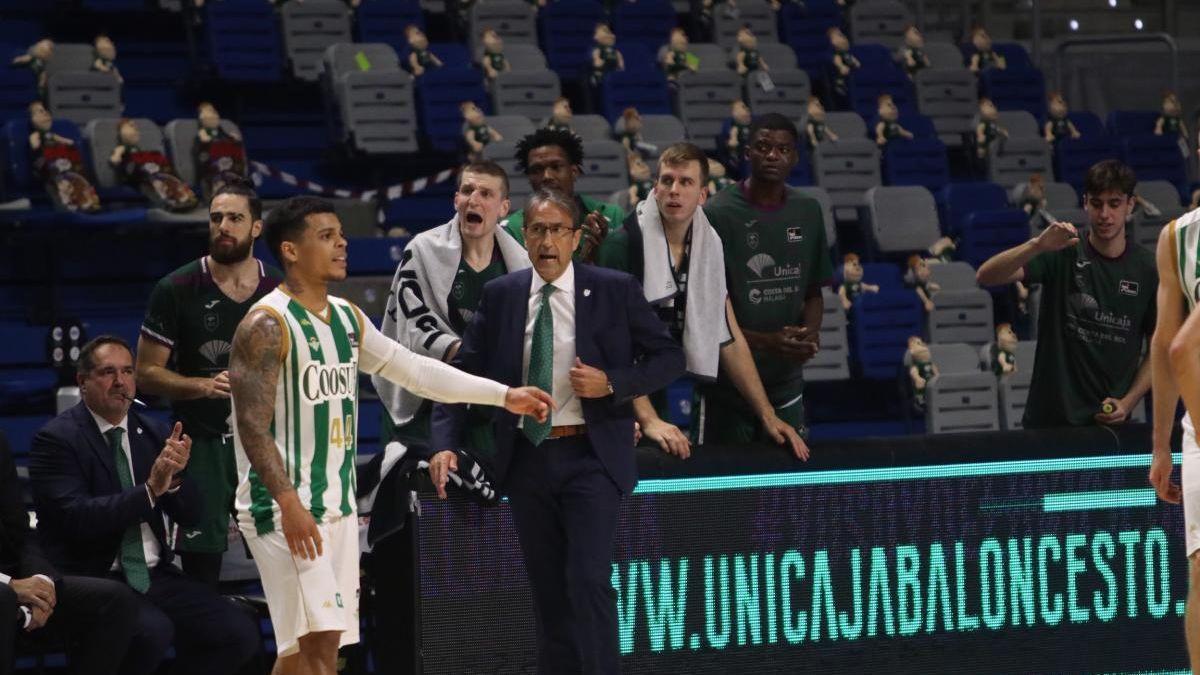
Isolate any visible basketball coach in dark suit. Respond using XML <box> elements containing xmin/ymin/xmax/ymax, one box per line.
<box><xmin>28</xmin><ymin>335</ymin><xmax>257</xmax><ymax>675</ymax></box>
<box><xmin>431</xmin><ymin>188</ymin><xmax>685</xmax><ymax>675</ymax></box>
<box><xmin>0</xmin><ymin>429</ymin><xmax>142</xmax><ymax>675</ymax></box>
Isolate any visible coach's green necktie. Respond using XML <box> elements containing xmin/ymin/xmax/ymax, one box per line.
<box><xmin>106</xmin><ymin>428</ymin><xmax>151</xmax><ymax>593</ymax></box>
<box><xmin>523</xmin><ymin>284</ymin><xmax>555</xmax><ymax>446</ymax></box>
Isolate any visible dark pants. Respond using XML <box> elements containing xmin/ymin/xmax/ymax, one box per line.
<box><xmin>118</xmin><ymin>564</ymin><xmax>259</xmax><ymax>675</ymax></box>
<box><xmin>0</xmin><ymin>575</ymin><xmax>141</xmax><ymax>675</ymax></box>
<box><xmin>508</xmin><ymin>435</ymin><xmax>623</xmax><ymax>675</ymax></box>
<box><xmin>178</xmin><ymin>551</ymin><xmax>223</xmax><ymax>588</ymax></box>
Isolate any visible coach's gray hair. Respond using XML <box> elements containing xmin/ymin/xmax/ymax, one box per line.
<box><xmin>522</xmin><ymin>188</ymin><xmax>579</xmax><ymax>226</ymax></box>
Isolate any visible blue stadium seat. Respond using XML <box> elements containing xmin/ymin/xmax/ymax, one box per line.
<box><xmin>406</xmin><ymin>42</ymin><xmax>472</xmax><ymax>70</ymax></box>
<box><xmin>959</xmin><ymin>41</ymin><xmax>1031</xmax><ymax>71</ymax></box>
<box><xmin>598</xmin><ymin>68</ymin><xmax>671</xmax><ymax>123</ymax></box>
<box><xmin>938</xmin><ymin>182</ymin><xmax>1007</xmax><ymax>236</ymax></box>
<box><xmin>1053</xmin><ymin>112</ymin><xmax>1116</xmax><ymax>195</ymax></box>
<box><xmin>779</xmin><ymin>0</ymin><xmax>842</xmax><ymax>84</ymax></box>
<box><xmin>0</xmin><ymin>415</ymin><xmax>54</xmax><ymax>459</ymax></box>
<box><xmin>356</xmin><ymin>0</ymin><xmax>425</xmax><ymax>58</ymax></box>
<box><xmin>0</xmin><ymin>54</ymin><xmax>37</xmax><ymax>123</ymax></box>
<box><xmin>81</xmin><ymin>0</ymin><xmax>148</xmax><ymax>10</ymax></box>
<box><xmin>849</xmin><ymin>290</ymin><xmax>923</xmax><ymax>379</ymax></box>
<box><xmin>979</xmin><ymin>66</ymin><xmax>1046</xmax><ymax>121</ymax></box>
<box><xmin>1106</xmin><ymin>110</ymin><xmax>1159</xmax><ymax>138</ymax></box>
<box><xmin>539</xmin><ymin>0</ymin><xmax>607</xmax><ymax>82</ymax></box>
<box><xmin>1119</xmin><ymin>134</ymin><xmax>1188</xmax><ymax>190</ymax></box>
<box><xmin>3</xmin><ymin>117</ymin><xmax>86</xmax><ymax>200</ymax></box>
<box><xmin>960</xmin><ymin>208</ymin><xmax>1027</xmax><ymax>269</ymax></box>
<box><xmin>345</xmin><ymin>236</ymin><xmax>412</xmax><ymax>275</ymax></box>
<box><xmin>845</xmin><ymin>44</ymin><xmax>914</xmax><ymax>121</ymax></box>
<box><xmin>611</xmin><ymin>0</ymin><xmax>677</xmax><ymax>57</ymax></box>
<box><xmin>381</xmin><ymin>193</ymin><xmax>454</xmax><ymax>234</ymax></box>
<box><xmin>1107</xmin><ymin>110</ymin><xmax>1189</xmax><ymax>191</ymax></box>
<box><xmin>414</xmin><ymin>66</ymin><xmax>489</xmax><ymax>152</ymax></box>
<box><xmin>205</xmin><ymin>0</ymin><xmax>285</xmax><ymax>82</ymax></box>
<box><xmin>56</xmin><ymin>283</ymin><xmax>155</xmax><ymax>317</ymax></box>
<box><xmin>873</xmin><ymin>113</ymin><xmax>948</xmax><ymax>192</ymax></box>
<box><xmin>860</xmin><ymin>262</ymin><xmax>904</xmax><ymax>289</ymax></box>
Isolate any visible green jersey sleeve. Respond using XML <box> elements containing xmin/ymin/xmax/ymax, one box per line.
<box><xmin>140</xmin><ymin>277</ymin><xmax>178</xmax><ymax>348</ymax></box>
<box><xmin>1023</xmin><ymin>250</ymin><xmax>1052</xmax><ymax>285</ymax></box>
<box><xmin>594</xmin><ymin>227</ymin><xmax>632</xmax><ymax>273</ymax></box>
<box><xmin>807</xmin><ymin>201</ymin><xmax>833</xmax><ymax>287</ymax></box>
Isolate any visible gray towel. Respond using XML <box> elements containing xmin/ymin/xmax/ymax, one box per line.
<box><xmin>374</xmin><ymin>215</ymin><xmax>531</xmax><ymax>427</ymax></box>
<box><xmin>635</xmin><ymin>191</ymin><xmax>732</xmax><ymax>380</ymax></box>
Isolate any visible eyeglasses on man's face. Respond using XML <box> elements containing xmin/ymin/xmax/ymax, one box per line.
<box><xmin>523</xmin><ymin>224</ymin><xmax>579</xmax><ymax>240</ymax></box>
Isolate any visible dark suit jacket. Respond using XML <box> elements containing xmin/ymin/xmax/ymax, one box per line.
<box><xmin>432</xmin><ymin>264</ymin><xmax>685</xmax><ymax>493</ymax></box>
<box><xmin>0</xmin><ymin>431</ymin><xmax>57</xmax><ymax>583</ymax></box>
<box><xmin>28</xmin><ymin>403</ymin><xmax>202</xmax><ymax>577</ymax></box>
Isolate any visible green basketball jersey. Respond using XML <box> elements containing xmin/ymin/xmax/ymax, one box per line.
<box><xmin>1022</xmin><ymin>238</ymin><xmax>1158</xmax><ymax>428</ymax></box>
<box><xmin>233</xmin><ymin>288</ymin><xmax>365</xmax><ymax>536</ymax></box>
<box><xmin>447</xmin><ymin>255</ymin><xmax>507</xmax><ymax>334</ymax></box>
<box><xmin>141</xmin><ymin>257</ymin><xmax>283</xmax><ymax>437</ymax></box>
<box><xmin>702</xmin><ymin>182</ymin><xmax>832</xmax><ymax>402</ymax></box>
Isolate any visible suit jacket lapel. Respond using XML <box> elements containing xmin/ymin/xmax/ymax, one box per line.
<box><xmin>573</xmin><ymin>264</ymin><xmax>594</xmax><ymax>364</ymax></box>
<box><xmin>75</xmin><ymin>404</ymin><xmax>118</xmax><ymax>483</ymax></box>
<box><xmin>507</xmin><ymin>269</ymin><xmax>532</xmax><ymax>385</ymax></box>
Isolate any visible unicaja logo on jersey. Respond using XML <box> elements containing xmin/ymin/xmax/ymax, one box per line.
<box><xmin>301</xmin><ymin>362</ymin><xmax>358</xmax><ymax>404</ymax></box>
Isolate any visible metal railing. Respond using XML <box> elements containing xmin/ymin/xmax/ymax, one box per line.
<box><xmin>1050</xmin><ymin>32</ymin><xmax>1179</xmax><ymax>95</ymax></box>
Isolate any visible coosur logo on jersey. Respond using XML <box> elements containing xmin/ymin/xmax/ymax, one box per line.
<box><xmin>301</xmin><ymin>362</ymin><xmax>358</xmax><ymax>404</ymax></box>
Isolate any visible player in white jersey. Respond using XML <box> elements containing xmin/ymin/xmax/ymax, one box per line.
<box><xmin>1150</xmin><ymin>204</ymin><xmax>1200</xmax><ymax>671</ymax></box>
<box><xmin>228</xmin><ymin>196</ymin><xmax>553</xmax><ymax>675</ymax></box>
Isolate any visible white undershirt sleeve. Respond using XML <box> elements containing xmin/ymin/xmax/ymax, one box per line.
<box><xmin>357</xmin><ymin>310</ymin><xmax>509</xmax><ymax>409</ymax></box>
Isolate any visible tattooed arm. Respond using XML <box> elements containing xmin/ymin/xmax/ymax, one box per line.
<box><xmin>229</xmin><ymin>308</ymin><xmax>323</xmax><ymax>560</ymax></box>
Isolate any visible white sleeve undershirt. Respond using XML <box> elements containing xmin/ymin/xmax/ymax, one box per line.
<box><xmin>357</xmin><ymin>310</ymin><xmax>509</xmax><ymax>409</ymax></box>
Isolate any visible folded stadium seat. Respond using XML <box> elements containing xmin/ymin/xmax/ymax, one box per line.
<box><xmin>937</xmin><ymin>181</ymin><xmax>1008</xmax><ymax>236</ymax></box>
<box><xmin>600</xmin><ymin>68</ymin><xmax>672</xmax><ymax>124</ymax></box>
<box><xmin>988</xmin><ymin>338</ymin><xmax>1036</xmax><ymax>430</ymax></box>
<box><xmin>485</xmin><ymin>115</ymin><xmax>537</xmax><ymax>141</ymax></box>
<box><xmin>979</xmin><ymin>66</ymin><xmax>1046</xmax><ymax>122</ymax></box>
<box><xmin>878</xmin><ymin>113</ymin><xmax>949</xmax><ymax>192</ymax></box>
<box><xmin>354</xmin><ymin>0</ymin><xmax>424</xmax><ymax>58</ymax></box>
<box><xmin>778</xmin><ymin>0</ymin><xmax>843</xmax><ymax>84</ymax></box>
<box><xmin>959</xmin><ymin>208</ymin><xmax>1027</xmax><ymax>269</ymax></box>
<box><xmin>491</xmin><ymin>70</ymin><xmax>562</xmax><ymax>118</ymax></box>
<box><xmin>923</xmin><ymin>342</ymin><xmax>999</xmax><ymax>433</ymax></box>
<box><xmin>204</xmin><ymin>0</ymin><xmax>285</xmax><ymax>82</ymax></box>
<box><xmin>927</xmin><ymin>261</ymin><xmax>977</xmax><ymax>289</ymax></box>
<box><xmin>415</xmin><ymin>66</ymin><xmax>489</xmax><ymax>152</ymax></box>
<box><xmin>738</xmin><ymin>42</ymin><xmax>800</xmax><ymax>71</ymax></box>
<box><xmin>43</xmin><ymin>46</ymin><xmax>124</xmax><ymax>126</ymax></box>
<box><xmin>713</xmin><ymin>0</ymin><xmax>778</xmax><ymax>49</ymax></box>
<box><xmin>823</xmin><ymin>110</ymin><xmax>869</xmax><ymax>140</ymax></box>
<box><xmin>849</xmin><ymin>0</ymin><xmax>912</xmax><ymax>50</ymax></box>
<box><xmin>914</xmin><ymin>49</ymin><xmax>976</xmax><ymax>149</ymax></box>
<box><xmin>552</xmin><ymin>114</ymin><xmax>607</xmax><ymax>142</ymax></box>
<box><xmin>865</xmin><ymin>185</ymin><xmax>942</xmax><ymax>256</ymax></box>
<box><xmin>806</xmin><ymin>287</ymin><xmax>851</xmax><ymax>381</ymax></box>
<box><xmin>1053</xmin><ymin>111</ymin><xmax>1115</xmax><ymax>195</ymax></box>
<box><xmin>986</xmin><ymin>113</ymin><xmax>1052</xmax><ymax>188</ymax></box>
<box><xmin>926</xmin><ymin>288</ymin><xmax>993</xmax><ymax>344</ymax></box>
<box><xmin>576</xmin><ymin>140</ymin><xmax>630</xmax><ymax>202</ymax></box>
<box><xmin>1023</xmin><ymin>180</ymin><xmax>1086</xmax><ymax>228</ymax></box>
<box><xmin>845</xmin><ymin>44</ymin><xmax>914</xmax><ymax>122</ymax></box>
<box><xmin>849</xmin><ymin>290</ymin><xmax>922</xmax><ymax>378</ymax></box>
<box><xmin>793</xmin><ymin>186</ymin><xmax>837</xmax><ymax>249</ymax></box>
<box><xmin>662</xmin><ymin>43</ymin><xmax>732</xmax><ymax>72</ymax></box>
<box><xmin>630</xmin><ymin>114</ymin><xmax>686</xmax><ymax>161</ymax></box>
<box><xmin>1130</xmin><ymin>179</ymin><xmax>1188</xmax><ymax>251</ymax></box>
<box><xmin>504</xmin><ymin>44</ymin><xmax>550</xmax><ymax>72</ymax></box>
<box><xmin>163</xmin><ymin>117</ymin><xmax>246</xmax><ymax>188</ymax></box>
<box><xmin>0</xmin><ymin>320</ymin><xmax>56</xmax><ymax>408</ymax></box>
<box><xmin>813</xmin><ymin>137</ymin><xmax>880</xmax><ymax>219</ymax></box>
<box><xmin>483</xmin><ymin>140</ymin><xmax>532</xmax><ymax>210</ymax></box>
<box><xmin>469</xmin><ymin>0</ymin><xmax>538</xmax><ymax>56</ymax></box>
<box><xmin>747</xmin><ymin>68</ymin><xmax>811</xmax><ymax>118</ymax></box>
<box><xmin>320</xmin><ymin>43</ymin><xmax>419</xmax><ymax>154</ymax></box>
<box><xmin>667</xmin><ymin>71</ymin><xmax>739</xmax><ymax>152</ymax></box>
<box><xmin>83</xmin><ymin>117</ymin><xmax>164</xmax><ymax>202</ymax></box>
<box><xmin>611</xmin><ymin>0</ymin><xmax>676</xmax><ymax>57</ymax></box>
<box><xmin>329</xmin><ymin>276</ymin><xmax>393</xmax><ymax>324</ymax></box>
<box><xmin>538</xmin><ymin>0</ymin><xmax>607</xmax><ymax>82</ymax></box>
<box><xmin>282</xmin><ymin>0</ymin><xmax>354</xmax><ymax>82</ymax></box>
